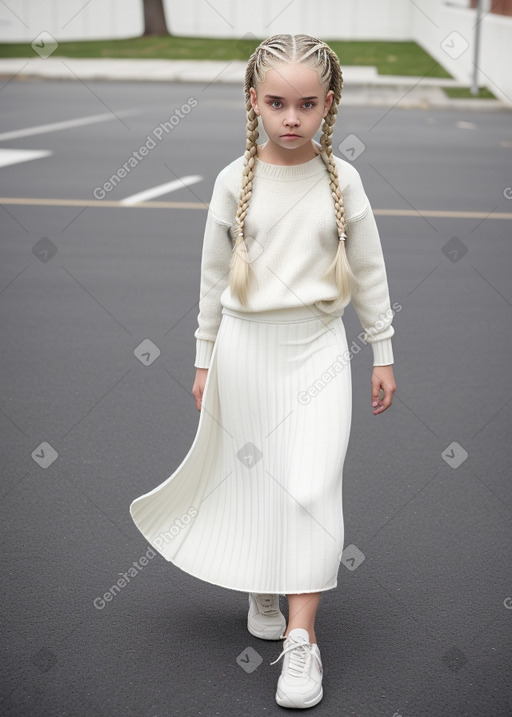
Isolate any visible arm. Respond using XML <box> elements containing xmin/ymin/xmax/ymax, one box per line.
<box><xmin>193</xmin><ymin>207</ymin><xmax>233</xmax><ymax>369</ymax></box>
<box><xmin>345</xmin><ymin>201</ymin><xmax>395</xmax><ymax>364</ymax></box>
<box><xmin>192</xmin><ymin>172</ymin><xmax>235</xmax><ymax>409</ymax></box>
<box><xmin>344</xmin><ymin>186</ymin><xmax>397</xmax><ymax>414</ymax></box>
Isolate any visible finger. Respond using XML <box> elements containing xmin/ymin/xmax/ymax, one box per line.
<box><xmin>372</xmin><ymin>386</ymin><xmax>384</xmax><ymax>408</ymax></box>
<box><xmin>372</xmin><ymin>387</ymin><xmax>393</xmax><ymax>414</ymax></box>
<box><xmin>371</xmin><ymin>379</ymin><xmax>382</xmax><ymax>407</ymax></box>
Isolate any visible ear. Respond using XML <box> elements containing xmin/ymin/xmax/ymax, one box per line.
<box><xmin>249</xmin><ymin>87</ymin><xmax>260</xmax><ymax>116</ymax></box>
<box><xmin>322</xmin><ymin>90</ymin><xmax>334</xmax><ymax>118</ymax></box>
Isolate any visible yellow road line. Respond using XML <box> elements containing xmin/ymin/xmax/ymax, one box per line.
<box><xmin>1</xmin><ymin>197</ymin><xmax>512</xmax><ymax>220</ymax></box>
<box><xmin>374</xmin><ymin>209</ymin><xmax>512</xmax><ymax>219</ymax></box>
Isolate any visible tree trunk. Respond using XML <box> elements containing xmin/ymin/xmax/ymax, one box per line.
<box><xmin>142</xmin><ymin>0</ymin><xmax>170</xmax><ymax>36</ymax></box>
<box><xmin>470</xmin><ymin>0</ymin><xmax>512</xmax><ymax>14</ymax></box>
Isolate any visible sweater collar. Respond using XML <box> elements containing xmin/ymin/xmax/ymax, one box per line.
<box><xmin>252</xmin><ymin>149</ymin><xmax>327</xmax><ymax>180</ymax></box>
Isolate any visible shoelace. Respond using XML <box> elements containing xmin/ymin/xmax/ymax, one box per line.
<box><xmin>254</xmin><ymin>593</ymin><xmax>279</xmax><ymax>616</ymax></box>
<box><xmin>270</xmin><ymin>636</ymin><xmax>318</xmax><ymax>677</ymax></box>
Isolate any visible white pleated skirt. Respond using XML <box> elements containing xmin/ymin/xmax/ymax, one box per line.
<box><xmin>130</xmin><ymin>303</ymin><xmax>352</xmax><ymax>595</ymax></box>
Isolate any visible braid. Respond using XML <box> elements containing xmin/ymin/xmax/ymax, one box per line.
<box><xmin>319</xmin><ymin>60</ymin><xmax>345</xmax><ymax>238</ymax></box>
<box><xmin>230</xmin><ymin>34</ymin><xmax>354</xmax><ymax>307</ymax></box>
<box><xmin>316</xmin><ymin>45</ymin><xmax>355</xmax><ymax>305</ymax></box>
<box><xmin>229</xmin><ymin>89</ymin><xmax>259</xmax><ymax>306</ymax></box>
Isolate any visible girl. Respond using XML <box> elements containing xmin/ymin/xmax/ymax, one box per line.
<box><xmin>131</xmin><ymin>34</ymin><xmax>396</xmax><ymax>710</ymax></box>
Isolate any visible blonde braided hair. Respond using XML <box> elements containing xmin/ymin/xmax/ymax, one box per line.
<box><xmin>229</xmin><ymin>34</ymin><xmax>355</xmax><ymax>308</ymax></box>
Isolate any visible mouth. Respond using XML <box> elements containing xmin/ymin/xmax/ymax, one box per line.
<box><xmin>281</xmin><ymin>134</ymin><xmax>301</xmax><ymax>138</ymax></box>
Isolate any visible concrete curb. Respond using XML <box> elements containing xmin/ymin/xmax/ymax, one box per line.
<box><xmin>0</xmin><ymin>57</ymin><xmax>508</xmax><ymax>110</ymax></box>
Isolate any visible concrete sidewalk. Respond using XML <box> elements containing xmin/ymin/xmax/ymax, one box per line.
<box><xmin>0</xmin><ymin>56</ymin><xmax>507</xmax><ymax>109</ymax></box>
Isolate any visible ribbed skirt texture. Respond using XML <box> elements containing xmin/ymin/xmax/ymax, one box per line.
<box><xmin>130</xmin><ymin>304</ymin><xmax>352</xmax><ymax>594</ymax></box>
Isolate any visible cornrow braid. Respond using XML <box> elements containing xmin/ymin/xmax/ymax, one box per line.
<box><xmin>229</xmin><ymin>34</ymin><xmax>354</xmax><ymax>308</ymax></box>
<box><xmin>314</xmin><ymin>41</ymin><xmax>356</xmax><ymax>307</ymax></box>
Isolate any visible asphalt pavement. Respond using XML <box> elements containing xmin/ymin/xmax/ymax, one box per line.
<box><xmin>1</xmin><ymin>78</ymin><xmax>512</xmax><ymax>716</ymax></box>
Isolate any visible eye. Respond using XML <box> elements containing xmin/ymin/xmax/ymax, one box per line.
<box><xmin>303</xmin><ymin>101</ymin><xmax>315</xmax><ymax>109</ymax></box>
<box><xmin>270</xmin><ymin>100</ymin><xmax>282</xmax><ymax>109</ymax></box>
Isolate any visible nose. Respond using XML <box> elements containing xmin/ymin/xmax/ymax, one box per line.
<box><xmin>283</xmin><ymin>107</ymin><xmax>300</xmax><ymax>128</ymax></box>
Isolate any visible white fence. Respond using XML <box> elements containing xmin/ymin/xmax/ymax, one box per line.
<box><xmin>410</xmin><ymin>2</ymin><xmax>512</xmax><ymax>102</ymax></box>
<box><xmin>0</xmin><ymin>0</ymin><xmax>142</xmax><ymax>41</ymax></box>
<box><xmin>1</xmin><ymin>0</ymin><xmax>511</xmax><ymax>103</ymax></box>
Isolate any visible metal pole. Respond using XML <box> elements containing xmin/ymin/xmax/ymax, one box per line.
<box><xmin>471</xmin><ymin>0</ymin><xmax>484</xmax><ymax>95</ymax></box>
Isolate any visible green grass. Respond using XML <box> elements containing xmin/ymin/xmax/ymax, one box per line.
<box><xmin>328</xmin><ymin>40</ymin><xmax>452</xmax><ymax>78</ymax></box>
<box><xmin>442</xmin><ymin>86</ymin><xmax>496</xmax><ymax>99</ymax></box>
<box><xmin>0</xmin><ymin>36</ymin><xmax>453</xmax><ymax>77</ymax></box>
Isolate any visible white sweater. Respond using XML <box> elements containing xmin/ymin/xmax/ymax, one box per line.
<box><xmin>194</xmin><ymin>150</ymin><xmax>395</xmax><ymax>369</ymax></box>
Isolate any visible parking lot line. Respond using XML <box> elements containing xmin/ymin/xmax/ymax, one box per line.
<box><xmin>120</xmin><ymin>176</ymin><xmax>203</xmax><ymax>205</ymax></box>
<box><xmin>0</xmin><ymin>149</ymin><xmax>52</xmax><ymax>168</ymax></box>
<box><xmin>0</xmin><ymin>110</ymin><xmax>142</xmax><ymax>142</ymax></box>
<box><xmin>0</xmin><ymin>197</ymin><xmax>511</xmax><ymax>219</ymax></box>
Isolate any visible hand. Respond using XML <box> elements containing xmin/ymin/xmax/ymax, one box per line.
<box><xmin>371</xmin><ymin>365</ymin><xmax>396</xmax><ymax>415</ymax></box>
<box><xmin>192</xmin><ymin>367</ymin><xmax>209</xmax><ymax>412</ymax></box>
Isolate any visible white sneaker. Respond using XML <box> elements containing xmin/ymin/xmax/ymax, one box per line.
<box><xmin>247</xmin><ymin>593</ymin><xmax>287</xmax><ymax>640</ymax></box>
<box><xmin>270</xmin><ymin>628</ymin><xmax>323</xmax><ymax>709</ymax></box>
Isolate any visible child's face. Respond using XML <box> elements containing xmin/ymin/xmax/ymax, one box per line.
<box><xmin>249</xmin><ymin>62</ymin><xmax>334</xmax><ymax>154</ymax></box>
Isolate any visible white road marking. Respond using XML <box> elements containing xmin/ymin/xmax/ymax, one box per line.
<box><xmin>0</xmin><ymin>110</ymin><xmax>141</xmax><ymax>142</ymax></box>
<box><xmin>0</xmin><ymin>148</ymin><xmax>52</xmax><ymax>168</ymax></box>
<box><xmin>456</xmin><ymin>121</ymin><xmax>477</xmax><ymax>129</ymax></box>
<box><xmin>120</xmin><ymin>176</ymin><xmax>203</xmax><ymax>205</ymax></box>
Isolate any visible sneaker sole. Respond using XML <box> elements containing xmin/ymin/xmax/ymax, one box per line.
<box><xmin>275</xmin><ymin>685</ymin><xmax>323</xmax><ymax>708</ymax></box>
<box><xmin>247</xmin><ymin>621</ymin><xmax>286</xmax><ymax>640</ymax></box>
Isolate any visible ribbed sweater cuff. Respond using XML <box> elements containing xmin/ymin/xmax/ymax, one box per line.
<box><xmin>371</xmin><ymin>338</ymin><xmax>394</xmax><ymax>366</ymax></box>
<box><xmin>195</xmin><ymin>339</ymin><xmax>215</xmax><ymax>369</ymax></box>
